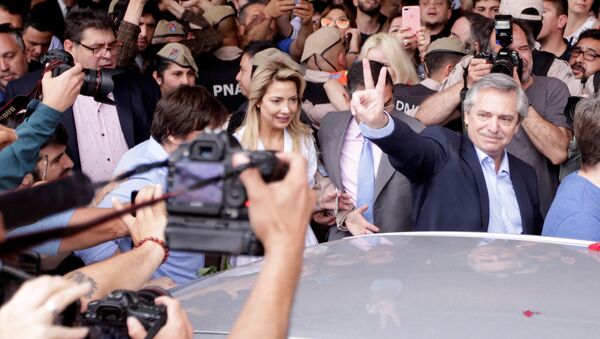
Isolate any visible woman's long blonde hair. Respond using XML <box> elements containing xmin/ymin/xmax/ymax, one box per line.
<box><xmin>238</xmin><ymin>60</ymin><xmax>311</xmax><ymax>152</ymax></box>
<box><xmin>359</xmin><ymin>33</ymin><xmax>419</xmax><ymax>85</ymax></box>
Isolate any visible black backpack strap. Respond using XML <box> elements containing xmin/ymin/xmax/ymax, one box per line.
<box><xmin>594</xmin><ymin>72</ymin><xmax>600</xmax><ymax>94</ymax></box>
<box><xmin>531</xmin><ymin>50</ymin><xmax>555</xmax><ymax>76</ymax></box>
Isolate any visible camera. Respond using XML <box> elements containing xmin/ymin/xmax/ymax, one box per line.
<box><xmin>476</xmin><ymin>15</ymin><xmax>523</xmax><ymax>79</ymax></box>
<box><xmin>40</xmin><ymin>49</ymin><xmax>123</xmax><ymax>105</ymax></box>
<box><xmin>81</xmin><ymin>287</ymin><xmax>169</xmax><ymax>339</ymax></box>
<box><xmin>165</xmin><ymin>131</ymin><xmax>288</xmax><ymax>256</ymax></box>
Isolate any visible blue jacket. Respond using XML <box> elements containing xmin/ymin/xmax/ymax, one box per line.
<box><xmin>0</xmin><ymin>100</ymin><xmax>62</xmax><ymax>191</ymax></box>
<box><xmin>366</xmin><ymin>116</ymin><xmax>543</xmax><ymax>235</ymax></box>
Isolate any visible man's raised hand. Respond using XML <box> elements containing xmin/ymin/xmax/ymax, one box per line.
<box><xmin>350</xmin><ymin>59</ymin><xmax>389</xmax><ymax>129</ymax></box>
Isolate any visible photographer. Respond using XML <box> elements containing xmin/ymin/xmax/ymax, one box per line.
<box><xmin>1</xmin><ymin>150</ymin><xmax>316</xmax><ymax>339</ymax></box>
<box><xmin>5</xmin><ymin>8</ymin><xmax>161</xmax><ymax>183</ymax></box>
<box><xmin>0</xmin><ymin>64</ymin><xmax>83</xmax><ymax>190</ymax></box>
<box><xmin>415</xmin><ymin>19</ymin><xmax>572</xmax><ymax>216</ymax></box>
<box><xmin>74</xmin><ymin>86</ymin><xmax>228</xmax><ymax>284</ymax></box>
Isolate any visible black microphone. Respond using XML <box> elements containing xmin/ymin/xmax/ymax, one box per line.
<box><xmin>0</xmin><ymin>172</ymin><xmax>95</xmax><ymax>231</ymax></box>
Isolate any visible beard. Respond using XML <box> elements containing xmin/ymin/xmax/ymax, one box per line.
<box><xmin>358</xmin><ymin>1</ymin><xmax>381</xmax><ymax>16</ymax></box>
<box><xmin>570</xmin><ymin>62</ymin><xmax>587</xmax><ymax>81</ymax></box>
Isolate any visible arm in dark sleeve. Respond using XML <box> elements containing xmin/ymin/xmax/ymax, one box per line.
<box><xmin>364</xmin><ymin>116</ymin><xmax>449</xmax><ymax>183</ymax></box>
<box><xmin>0</xmin><ymin>101</ymin><xmax>63</xmax><ymax>190</ymax></box>
<box><xmin>116</xmin><ymin>21</ymin><xmax>142</xmax><ymax>71</ymax></box>
<box><xmin>180</xmin><ymin>9</ymin><xmax>222</xmax><ymax>56</ymax></box>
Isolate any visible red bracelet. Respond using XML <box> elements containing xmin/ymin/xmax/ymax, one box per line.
<box><xmin>136</xmin><ymin>237</ymin><xmax>169</xmax><ymax>264</ymax></box>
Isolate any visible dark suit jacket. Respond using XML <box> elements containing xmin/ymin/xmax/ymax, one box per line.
<box><xmin>319</xmin><ymin>110</ymin><xmax>425</xmax><ymax>240</ymax></box>
<box><xmin>6</xmin><ymin>69</ymin><xmax>161</xmax><ymax>171</ymax></box>
<box><xmin>370</xmin><ymin>116</ymin><xmax>543</xmax><ymax>235</ymax></box>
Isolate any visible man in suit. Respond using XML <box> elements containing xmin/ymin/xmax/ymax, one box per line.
<box><xmin>320</xmin><ymin>61</ymin><xmax>424</xmax><ymax>240</ymax></box>
<box><xmin>6</xmin><ymin>8</ymin><xmax>161</xmax><ymax>182</ymax></box>
<box><xmin>353</xmin><ymin>60</ymin><xmax>543</xmax><ymax>235</ymax></box>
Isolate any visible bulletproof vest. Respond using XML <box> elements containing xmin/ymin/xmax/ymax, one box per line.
<box><xmin>531</xmin><ymin>49</ymin><xmax>555</xmax><ymax>77</ymax></box>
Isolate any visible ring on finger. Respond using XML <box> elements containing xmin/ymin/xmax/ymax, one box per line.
<box><xmin>43</xmin><ymin>300</ymin><xmax>59</xmax><ymax>316</ymax></box>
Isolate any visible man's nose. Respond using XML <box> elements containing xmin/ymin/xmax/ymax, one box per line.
<box><xmin>488</xmin><ymin>116</ymin><xmax>500</xmax><ymax>133</ymax></box>
<box><xmin>0</xmin><ymin>58</ymin><xmax>9</xmax><ymax>71</ymax></box>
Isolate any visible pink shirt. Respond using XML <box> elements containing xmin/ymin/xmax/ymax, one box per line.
<box><xmin>339</xmin><ymin>118</ymin><xmax>382</xmax><ymax>205</ymax></box>
<box><xmin>72</xmin><ymin>94</ymin><xmax>129</xmax><ymax>182</ymax></box>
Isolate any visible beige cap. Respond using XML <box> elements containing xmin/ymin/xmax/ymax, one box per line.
<box><xmin>153</xmin><ymin>20</ymin><xmax>186</xmax><ymax>39</ymax></box>
<box><xmin>203</xmin><ymin>6</ymin><xmax>236</xmax><ymax>27</ymax></box>
<box><xmin>108</xmin><ymin>0</ymin><xmax>119</xmax><ymax>14</ymax></box>
<box><xmin>425</xmin><ymin>37</ymin><xmax>467</xmax><ymax>56</ymax></box>
<box><xmin>499</xmin><ymin>0</ymin><xmax>543</xmax><ymax>21</ymax></box>
<box><xmin>156</xmin><ymin>43</ymin><xmax>198</xmax><ymax>75</ymax></box>
<box><xmin>300</xmin><ymin>27</ymin><xmax>342</xmax><ymax>63</ymax></box>
<box><xmin>252</xmin><ymin>48</ymin><xmax>302</xmax><ymax>73</ymax></box>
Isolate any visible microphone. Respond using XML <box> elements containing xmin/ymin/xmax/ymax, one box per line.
<box><xmin>0</xmin><ymin>172</ymin><xmax>95</xmax><ymax>231</ymax></box>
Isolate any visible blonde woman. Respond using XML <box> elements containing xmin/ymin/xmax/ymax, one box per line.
<box><xmin>232</xmin><ymin>60</ymin><xmax>319</xmax><ymax>265</ymax></box>
<box><xmin>325</xmin><ymin>33</ymin><xmax>420</xmax><ymax>111</ymax></box>
<box><xmin>358</xmin><ymin>32</ymin><xmax>419</xmax><ymax>85</ymax></box>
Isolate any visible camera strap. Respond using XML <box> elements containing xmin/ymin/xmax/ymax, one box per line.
<box><xmin>0</xmin><ymin>60</ymin><xmax>69</xmax><ymax>125</ymax></box>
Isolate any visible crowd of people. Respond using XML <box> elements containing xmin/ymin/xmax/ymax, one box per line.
<box><xmin>0</xmin><ymin>0</ymin><xmax>600</xmax><ymax>337</ymax></box>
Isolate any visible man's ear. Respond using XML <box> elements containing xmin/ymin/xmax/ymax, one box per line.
<box><xmin>152</xmin><ymin>71</ymin><xmax>162</xmax><ymax>85</ymax></box>
<box><xmin>63</xmin><ymin>39</ymin><xmax>75</xmax><ymax>54</ymax></box>
<box><xmin>443</xmin><ymin>64</ymin><xmax>455</xmax><ymax>78</ymax></box>
<box><xmin>557</xmin><ymin>14</ymin><xmax>568</xmax><ymax>30</ymax></box>
<box><xmin>238</xmin><ymin>19</ymin><xmax>245</xmax><ymax>37</ymax></box>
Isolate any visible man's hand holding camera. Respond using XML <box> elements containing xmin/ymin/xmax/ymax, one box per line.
<box><xmin>0</xmin><ymin>276</ymin><xmax>91</xmax><ymax>339</ymax></box>
<box><xmin>41</xmin><ymin>64</ymin><xmax>84</xmax><ymax>113</ymax></box>
<box><xmin>467</xmin><ymin>57</ymin><xmax>493</xmax><ymax>87</ymax></box>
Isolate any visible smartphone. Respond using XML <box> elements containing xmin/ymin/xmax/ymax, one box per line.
<box><xmin>402</xmin><ymin>6</ymin><xmax>421</xmax><ymax>35</ymax></box>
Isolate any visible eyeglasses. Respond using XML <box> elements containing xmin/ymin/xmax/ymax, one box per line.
<box><xmin>320</xmin><ymin>17</ymin><xmax>350</xmax><ymax>29</ymax></box>
<box><xmin>74</xmin><ymin>40</ymin><xmax>121</xmax><ymax>57</ymax></box>
<box><xmin>571</xmin><ymin>47</ymin><xmax>598</xmax><ymax>61</ymax></box>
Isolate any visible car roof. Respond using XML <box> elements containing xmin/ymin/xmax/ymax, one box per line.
<box><xmin>173</xmin><ymin>232</ymin><xmax>600</xmax><ymax>338</ymax></box>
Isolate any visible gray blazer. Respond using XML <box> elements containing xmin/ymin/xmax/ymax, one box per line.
<box><xmin>319</xmin><ymin>110</ymin><xmax>425</xmax><ymax>241</ymax></box>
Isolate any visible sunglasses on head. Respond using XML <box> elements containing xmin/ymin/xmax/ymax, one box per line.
<box><xmin>320</xmin><ymin>17</ymin><xmax>350</xmax><ymax>29</ymax></box>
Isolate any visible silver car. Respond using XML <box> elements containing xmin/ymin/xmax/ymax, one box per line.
<box><xmin>174</xmin><ymin>232</ymin><xmax>600</xmax><ymax>338</ymax></box>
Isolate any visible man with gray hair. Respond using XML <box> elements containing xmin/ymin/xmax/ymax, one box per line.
<box><xmin>543</xmin><ymin>94</ymin><xmax>600</xmax><ymax>241</ymax></box>
<box><xmin>353</xmin><ymin>61</ymin><xmax>543</xmax><ymax>234</ymax></box>
<box><xmin>0</xmin><ymin>24</ymin><xmax>27</xmax><ymax>102</ymax></box>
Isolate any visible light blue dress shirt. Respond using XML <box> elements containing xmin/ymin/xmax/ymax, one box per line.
<box><xmin>74</xmin><ymin>137</ymin><xmax>204</xmax><ymax>284</ymax></box>
<box><xmin>6</xmin><ymin>209</ymin><xmax>75</xmax><ymax>255</ymax></box>
<box><xmin>474</xmin><ymin>147</ymin><xmax>523</xmax><ymax>234</ymax></box>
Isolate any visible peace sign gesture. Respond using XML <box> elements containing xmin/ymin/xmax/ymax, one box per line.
<box><xmin>350</xmin><ymin>59</ymin><xmax>390</xmax><ymax>129</ymax></box>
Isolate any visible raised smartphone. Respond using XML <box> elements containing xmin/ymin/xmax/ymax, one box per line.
<box><xmin>402</xmin><ymin>6</ymin><xmax>421</xmax><ymax>35</ymax></box>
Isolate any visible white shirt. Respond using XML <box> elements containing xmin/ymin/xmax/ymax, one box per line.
<box><xmin>230</xmin><ymin>126</ymin><xmax>318</xmax><ymax>266</ymax></box>
<box><xmin>339</xmin><ymin>118</ymin><xmax>383</xmax><ymax>206</ymax></box>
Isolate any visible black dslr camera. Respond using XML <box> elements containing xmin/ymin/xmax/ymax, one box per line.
<box><xmin>165</xmin><ymin>131</ymin><xmax>288</xmax><ymax>256</ymax></box>
<box><xmin>40</xmin><ymin>49</ymin><xmax>123</xmax><ymax>105</ymax></box>
<box><xmin>476</xmin><ymin>15</ymin><xmax>523</xmax><ymax>79</ymax></box>
<box><xmin>81</xmin><ymin>287</ymin><xmax>168</xmax><ymax>339</ymax></box>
